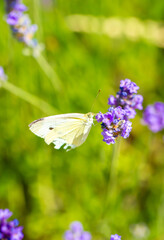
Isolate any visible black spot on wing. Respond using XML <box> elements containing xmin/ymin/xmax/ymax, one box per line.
<box><xmin>49</xmin><ymin>127</ymin><xmax>54</xmax><ymax>130</ymax></box>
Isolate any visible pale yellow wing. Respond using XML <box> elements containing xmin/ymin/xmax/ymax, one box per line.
<box><xmin>29</xmin><ymin>113</ymin><xmax>93</xmax><ymax>150</ymax></box>
<box><xmin>72</xmin><ymin>123</ymin><xmax>92</xmax><ymax>147</ymax></box>
<box><xmin>46</xmin><ymin>120</ymin><xmax>92</xmax><ymax>150</ymax></box>
<box><xmin>29</xmin><ymin>113</ymin><xmax>85</xmax><ymax>139</ymax></box>
<box><xmin>44</xmin><ymin>120</ymin><xmax>84</xmax><ymax>145</ymax></box>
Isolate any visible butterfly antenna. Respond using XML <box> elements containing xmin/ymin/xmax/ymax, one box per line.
<box><xmin>90</xmin><ymin>89</ymin><xmax>101</xmax><ymax>113</ymax></box>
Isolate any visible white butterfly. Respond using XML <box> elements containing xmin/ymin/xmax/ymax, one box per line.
<box><xmin>29</xmin><ymin>112</ymin><xmax>95</xmax><ymax>150</ymax></box>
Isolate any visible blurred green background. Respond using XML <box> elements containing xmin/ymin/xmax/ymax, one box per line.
<box><xmin>0</xmin><ymin>0</ymin><xmax>164</xmax><ymax>239</ymax></box>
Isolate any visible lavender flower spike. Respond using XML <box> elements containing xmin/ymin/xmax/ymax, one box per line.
<box><xmin>108</xmin><ymin>79</ymin><xmax>143</xmax><ymax>119</ymax></box>
<box><xmin>5</xmin><ymin>0</ymin><xmax>43</xmax><ymax>55</ymax></box>
<box><xmin>110</xmin><ymin>234</ymin><xmax>121</xmax><ymax>240</ymax></box>
<box><xmin>64</xmin><ymin>221</ymin><xmax>92</xmax><ymax>240</ymax></box>
<box><xmin>143</xmin><ymin>102</ymin><xmax>164</xmax><ymax>132</ymax></box>
<box><xmin>96</xmin><ymin>106</ymin><xmax>132</xmax><ymax>145</ymax></box>
<box><xmin>0</xmin><ymin>209</ymin><xmax>24</xmax><ymax>240</ymax></box>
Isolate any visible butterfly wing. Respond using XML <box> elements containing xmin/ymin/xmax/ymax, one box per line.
<box><xmin>72</xmin><ymin>122</ymin><xmax>93</xmax><ymax>147</ymax></box>
<box><xmin>29</xmin><ymin>113</ymin><xmax>85</xmax><ymax>139</ymax></box>
<box><xmin>29</xmin><ymin>113</ymin><xmax>93</xmax><ymax>150</ymax></box>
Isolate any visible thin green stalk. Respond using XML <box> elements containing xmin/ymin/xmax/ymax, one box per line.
<box><xmin>34</xmin><ymin>53</ymin><xmax>62</xmax><ymax>92</ymax></box>
<box><xmin>97</xmin><ymin>139</ymin><xmax>121</xmax><ymax>234</ymax></box>
<box><xmin>1</xmin><ymin>81</ymin><xmax>57</xmax><ymax>115</ymax></box>
<box><xmin>33</xmin><ymin>0</ymin><xmax>44</xmax><ymax>42</ymax></box>
<box><xmin>32</xmin><ymin>0</ymin><xmax>62</xmax><ymax>92</ymax></box>
<box><xmin>108</xmin><ymin>138</ymin><xmax>121</xmax><ymax>188</ymax></box>
<box><xmin>150</xmin><ymin>133</ymin><xmax>164</xmax><ymax>237</ymax></box>
<box><xmin>102</xmin><ymin>138</ymin><xmax>121</xmax><ymax>216</ymax></box>
<box><xmin>156</xmin><ymin>177</ymin><xmax>164</xmax><ymax>236</ymax></box>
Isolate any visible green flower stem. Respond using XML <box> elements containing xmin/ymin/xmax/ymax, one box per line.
<box><xmin>102</xmin><ymin>138</ymin><xmax>121</xmax><ymax>216</ymax></box>
<box><xmin>33</xmin><ymin>0</ymin><xmax>44</xmax><ymax>41</ymax></box>
<box><xmin>109</xmin><ymin>138</ymin><xmax>121</xmax><ymax>185</ymax></box>
<box><xmin>35</xmin><ymin>54</ymin><xmax>62</xmax><ymax>92</ymax></box>
<box><xmin>150</xmin><ymin>133</ymin><xmax>164</xmax><ymax>237</ymax></box>
<box><xmin>156</xmin><ymin>177</ymin><xmax>164</xmax><ymax>236</ymax></box>
<box><xmin>32</xmin><ymin>0</ymin><xmax>62</xmax><ymax>92</ymax></box>
<box><xmin>1</xmin><ymin>81</ymin><xmax>57</xmax><ymax>115</ymax></box>
<box><xmin>97</xmin><ymin>139</ymin><xmax>121</xmax><ymax>235</ymax></box>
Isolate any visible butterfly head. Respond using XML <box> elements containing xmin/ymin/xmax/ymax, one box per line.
<box><xmin>86</xmin><ymin>112</ymin><xmax>95</xmax><ymax>118</ymax></box>
<box><xmin>84</xmin><ymin>112</ymin><xmax>95</xmax><ymax>125</ymax></box>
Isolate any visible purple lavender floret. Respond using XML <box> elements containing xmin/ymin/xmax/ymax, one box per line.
<box><xmin>0</xmin><ymin>66</ymin><xmax>8</xmax><ymax>82</ymax></box>
<box><xmin>143</xmin><ymin>102</ymin><xmax>164</xmax><ymax>132</ymax></box>
<box><xmin>0</xmin><ymin>209</ymin><xmax>24</xmax><ymax>240</ymax></box>
<box><xmin>110</xmin><ymin>234</ymin><xmax>121</xmax><ymax>240</ymax></box>
<box><xmin>124</xmin><ymin>106</ymin><xmax>136</xmax><ymax>119</ymax></box>
<box><xmin>96</xmin><ymin>106</ymin><xmax>132</xmax><ymax>145</ymax></box>
<box><xmin>14</xmin><ymin>3</ymin><xmax>27</xmax><ymax>12</ymax></box>
<box><xmin>0</xmin><ymin>209</ymin><xmax>12</xmax><ymax>220</ymax></box>
<box><xmin>81</xmin><ymin>232</ymin><xmax>92</xmax><ymax>240</ymax></box>
<box><xmin>64</xmin><ymin>230</ymin><xmax>74</xmax><ymax>240</ymax></box>
<box><xmin>120</xmin><ymin>79</ymin><xmax>139</xmax><ymax>94</ymax></box>
<box><xmin>64</xmin><ymin>221</ymin><xmax>92</xmax><ymax>240</ymax></box>
<box><xmin>7</xmin><ymin>11</ymin><xmax>20</xmax><ymax>25</ymax></box>
<box><xmin>108</xmin><ymin>79</ymin><xmax>143</xmax><ymax>119</ymax></box>
<box><xmin>121</xmin><ymin>121</ymin><xmax>132</xmax><ymax>138</ymax></box>
<box><xmin>132</xmin><ymin>95</ymin><xmax>143</xmax><ymax>110</ymax></box>
<box><xmin>70</xmin><ymin>221</ymin><xmax>83</xmax><ymax>233</ymax></box>
<box><xmin>95</xmin><ymin>112</ymin><xmax>104</xmax><ymax>123</ymax></box>
<box><xmin>5</xmin><ymin>0</ymin><xmax>39</xmax><ymax>49</ymax></box>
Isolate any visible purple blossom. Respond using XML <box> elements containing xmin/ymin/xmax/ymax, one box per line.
<box><xmin>132</xmin><ymin>95</ymin><xmax>143</xmax><ymax>110</ymax></box>
<box><xmin>108</xmin><ymin>79</ymin><xmax>143</xmax><ymax>119</ymax></box>
<box><xmin>81</xmin><ymin>232</ymin><xmax>92</xmax><ymax>240</ymax></box>
<box><xmin>64</xmin><ymin>231</ymin><xmax>74</xmax><ymax>240</ymax></box>
<box><xmin>121</xmin><ymin>121</ymin><xmax>132</xmax><ymax>138</ymax></box>
<box><xmin>102</xmin><ymin>129</ymin><xmax>115</xmax><ymax>145</ymax></box>
<box><xmin>14</xmin><ymin>3</ymin><xmax>27</xmax><ymax>12</ymax></box>
<box><xmin>0</xmin><ymin>209</ymin><xmax>24</xmax><ymax>240</ymax></box>
<box><xmin>5</xmin><ymin>0</ymin><xmax>40</xmax><ymax>50</ymax></box>
<box><xmin>0</xmin><ymin>209</ymin><xmax>12</xmax><ymax>220</ymax></box>
<box><xmin>64</xmin><ymin>221</ymin><xmax>91</xmax><ymax>240</ymax></box>
<box><xmin>114</xmin><ymin>106</ymin><xmax>125</xmax><ymax>119</ymax></box>
<box><xmin>124</xmin><ymin>106</ymin><xmax>136</xmax><ymax>119</ymax></box>
<box><xmin>70</xmin><ymin>221</ymin><xmax>83</xmax><ymax>233</ymax></box>
<box><xmin>120</xmin><ymin>79</ymin><xmax>139</xmax><ymax>94</ymax></box>
<box><xmin>108</xmin><ymin>95</ymin><xmax>116</xmax><ymax>105</ymax></box>
<box><xmin>95</xmin><ymin>112</ymin><xmax>104</xmax><ymax>122</ymax></box>
<box><xmin>143</xmin><ymin>102</ymin><xmax>164</xmax><ymax>132</ymax></box>
<box><xmin>0</xmin><ymin>66</ymin><xmax>8</xmax><ymax>82</ymax></box>
<box><xmin>110</xmin><ymin>234</ymin><xmax>121</xmax><ymax>240</ymax></box>
<box><xmin>96</xmin><ymin>106</ymin><xmax>132</xmax><ymax>145</ymax></box>
<box><xmin>10</xmin><ymin>226</ymin><xmax>24</xmax><ymax>240</ymax></box>
<box><xmin>103</xmin><ymin>112</ymin><xmax>114</xmax><ymax>127</ymax></box>
<box><xmin>7</xmin><ymin>11</ymin><xmax>20</xmax><ymax>25</ymax></box>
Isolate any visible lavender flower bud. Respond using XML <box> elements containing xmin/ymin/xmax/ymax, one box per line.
<box><xmin>143</xmin><ymin>102</ymin><xmax>164</xmax><ymax>132</ymax></box>
<box><xmin>64</xmin><ymin>221</ymin><xmax>91</xmax><ymax>240</ymax></box>
<box><xmin>110</xmin><ymin>234</ymin><xmax>121</xmax><ymax>240</ymax></box>
<box><xmin>108</xmin><ymin>79</ymin><xmax>143</xmax><ymax>119</ymax></box>
<box><xmin>0</xmin><ymin>209</ymin><xmax>24</xmax><ymax>240</ymax></box>
<box><xmin>96</xmin><ymin>106</ymin><xmax>132</xmax><ymax>145</ymax></box>
<box><xmin>5</xmin><ymin>0</ymin><xmax>42</xmax><ymax>54</ymax></box>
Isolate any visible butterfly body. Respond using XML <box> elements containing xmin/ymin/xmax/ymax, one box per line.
<box><xmin>29</xmin><ymin>112</ymin><xmax>94</xmax><ymax>150</ymax></box>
